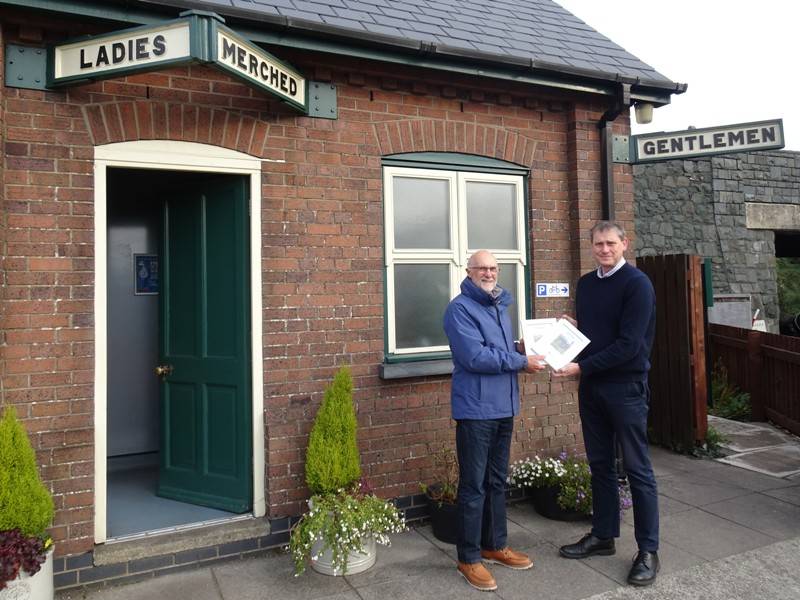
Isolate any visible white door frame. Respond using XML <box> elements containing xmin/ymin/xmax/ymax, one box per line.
<box><xmin>94</xmin><ymin>140</ymin><xmax>270</xmax><ymax>543</ymax></box>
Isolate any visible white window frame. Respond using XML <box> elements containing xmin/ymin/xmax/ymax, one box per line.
<box><xmin>384</xmin><ymin>166</ymin><xmax>527</xmax><ymax>357</ymax></box>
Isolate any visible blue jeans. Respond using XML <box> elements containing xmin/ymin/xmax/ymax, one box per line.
<box><xmin>455</xmin><ymin>417</ymin><xmax>513</xmax><ymax>563</ymax></box>
<box><xmin>579</xmin><ymin>379</ymin><xmax>659</xmax><ymax>552</ymax></box>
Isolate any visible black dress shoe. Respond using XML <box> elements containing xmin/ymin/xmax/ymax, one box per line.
<box><xmin>559</xmin><ymin>533</ymin><xmax>616</xmax><ymax>559</ymax></box>
<box><xmin>627</xmin><ymin>551</ymin><xmax>659</xmax><ymax>586</ymax></box>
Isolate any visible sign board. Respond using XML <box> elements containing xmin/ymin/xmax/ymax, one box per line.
<box><xmin>47</xmin><ymin>11</ymin><xmax>308</xmax><ymax>112</ymax></box>
<box><xmin>214</xmin><ymin>28</ymin><xmax>306</xmax><ymax>112</ymax></box>
<box><xmin>707</xmin><ymin>294</ymin><xmax>751</xmax><ymax>329</ymax></box>
<box><xmin>535</xmin><ymin>283</ymin><xmax>569</xmax><ymax>298</ymax></box>
<box><xmin>632</xmin><ymin>119</ymin><xmax>784</xmax><ymax>163</ymax></box>
<box><xmin>134</xmin><ymin>254</ymin><xmax>159</xmax><ymax>295</ymax></box>
<box><xmin>50</xmin><ymin>20</ymin><xmax>191</xmax><ymax>84</ymax></box>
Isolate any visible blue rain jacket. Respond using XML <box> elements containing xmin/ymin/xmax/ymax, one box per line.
<box><xmin>443</xmin><ymin>277</ymin><xmax>528</xmax><ymax>420</ymax></box>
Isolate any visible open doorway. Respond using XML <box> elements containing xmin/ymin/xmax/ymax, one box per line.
<box><xmin>106</xmin><ymin>168</ymin><xmax>252</xmax><ymax>538</ymax></box>
<box><xmin>775</xmin><ymin>232</ymin><xmax>800</xmax><ymax>336</ymax></box>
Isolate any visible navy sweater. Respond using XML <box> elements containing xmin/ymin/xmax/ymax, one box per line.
<box><xmin>576</xmin><ymin>263</ymin><xmax>656</xmax><ymax>382</ymax></box>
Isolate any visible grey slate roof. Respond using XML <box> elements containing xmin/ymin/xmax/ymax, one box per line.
<box><xmin>146</xmin><ymin>0</ymin><xmax>682</xmax><ymax>91</ymax></box>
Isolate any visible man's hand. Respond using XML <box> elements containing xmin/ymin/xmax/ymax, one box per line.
<box><xmin>553</xmin><ymin>362</ymin><xmax>580</xmax><ymax>378</ymax></box>
<box><xmin>560</xmin><ymin>314</ymin><xmax>577</xmax><ymax>327</ymax></box>
<box><xmin>524</xmin><ymin>355</ymin><xmax>547</xmax><ymax>373</ymax></box>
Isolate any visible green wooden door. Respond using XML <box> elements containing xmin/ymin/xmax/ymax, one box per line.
<box><xmin>157</xmin><ymin>176</ymin><xmax>252</xmax><ymax>513</ymax></box>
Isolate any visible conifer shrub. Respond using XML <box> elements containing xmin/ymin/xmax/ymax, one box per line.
<box><xmin>0</xmin><ymin>405</ymin><xmax>55</xmax><ymax>588</ymax></box>
<box><xmin>0</xmin><ymin>406</ymin><xmax>54</xmax><ymax>537</ymax></box>
<box><xmin>304</xmin><ymin>367</ymin><xmax>361</xmax><ymax>494</ymax></box>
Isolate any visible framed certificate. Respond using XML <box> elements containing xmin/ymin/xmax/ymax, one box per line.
<box><xmin>531</xmin><ymin>319</ymin><xmax>590</xmax><ymax>370</ymax></box>
<box><xmin>520</xmin><ymin>318</ymin><xmax>557</xmax><ymax>355</ymax></box>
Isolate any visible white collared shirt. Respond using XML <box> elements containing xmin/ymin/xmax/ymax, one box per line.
<box><xmin>596</xmin><ymin>257</ymin><xmax>627</xmax><ymax>279</ymax></box>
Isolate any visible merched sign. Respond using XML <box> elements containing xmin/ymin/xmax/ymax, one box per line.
<box><xmin>47</xmin><ymin>11</ymin><xmax>307</xmax><ymax>112</ymax></box>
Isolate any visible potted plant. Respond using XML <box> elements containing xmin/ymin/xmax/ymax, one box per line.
<box><xmin>419</xmin><ymin>442</ymin><xmax>458</xmax><ymax>544</ymax></box>
<box><xmin>509</xmin><ymin>452</ymin><xmax>632</xmax><ymax>521</ymax></box>
<box><xmin>289</xmin><ymin>368</ymin><xmax>405</xmax><ymax>576</ymax></box>
<box><xmin>0</xmin><ymin>406</ymin><xmax>55</xmax><ymax>600</ymax></box>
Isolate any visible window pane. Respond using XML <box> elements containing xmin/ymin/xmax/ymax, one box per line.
<box><xmin>394</xmin><ymin>264</ymin><xmax>450</xmax><ymax>349</ymax></box>
<box><xmin>497</xmin><ymin>264</ymin><xmax>520</xmax><ymax>339</ymax></box>
<box><xmin>466</xmin><ymin>181</ymin><xmax>517</xmax><ymax>250</ymax></box>
<box><xmin>393</xmin><ymin>177</ymin><xmax>450</xmax><ymax>249</ymax></box>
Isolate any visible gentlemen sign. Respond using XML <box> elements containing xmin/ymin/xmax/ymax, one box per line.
<box><xmin>47</xmin><ymin>12</ymin><xmax>308</xmax><ymax>113</ymax></box>
<box><xmin>632</xmin><ymin>119</ymin><xmax>784</xmax><ymax>163</ymax></box>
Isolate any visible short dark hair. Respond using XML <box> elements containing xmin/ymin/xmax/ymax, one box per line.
<box><xmin>590</xmin><ymin>220</ymin><xmax>626</xmax><ymax>241</ymax></box>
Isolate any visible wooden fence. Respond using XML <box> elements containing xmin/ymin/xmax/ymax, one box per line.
<box><xmin>708</xmin><ymin>324</ymin><xmax>800</xmax><ymax>436</ymax></box>
<box><xmin>639</xmin><ymin>254</ymin><xmax>708</xmax><ymax>449</ymax></box>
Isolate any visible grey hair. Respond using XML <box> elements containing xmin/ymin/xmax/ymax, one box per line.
<box><xmin>590</xmin><ymin>221</ymin><xmax>626</xmax><ymax>241</ymax></box>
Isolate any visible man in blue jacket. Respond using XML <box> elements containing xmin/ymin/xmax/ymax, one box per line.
<box><xmin>443</xmin><ymin>249</ymin><xmax>545</xmax><ymax>592</ymax></box>
<box><xmin>555</xmin><ymin>221</ymin><xmax>659</xmax><ymax>587</ymax></box>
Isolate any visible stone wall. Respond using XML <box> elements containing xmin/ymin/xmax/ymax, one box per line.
<box><xmin>634</xmin><ymin>150</ymin><xmax>800</xmax><ymax>332</ymax></box>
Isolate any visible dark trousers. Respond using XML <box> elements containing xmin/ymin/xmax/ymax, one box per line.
<box><xmin>455</xmin><ymin>417</ymin><xmax>513</xmax><ymax>563</ymax></box>
<box><xmin>579</xmin><ymin>379</ymin><xmax>659</xmax><ymax>552</ymax></box>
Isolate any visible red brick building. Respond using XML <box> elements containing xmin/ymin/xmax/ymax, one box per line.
<box><xmin>0</xmin><ymin>0</ymin><xmax>684</xmax><ymax>588</ymax></box>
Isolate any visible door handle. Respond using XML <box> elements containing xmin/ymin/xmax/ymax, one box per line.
<box><xmin>155</xmin><ymin>364</ymin><xmax>174</xmax><ymax>380</ymax></box>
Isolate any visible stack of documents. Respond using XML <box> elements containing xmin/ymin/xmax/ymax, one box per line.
<box><xmin>520</xmin><ymin>318</ymin><xmax>590</xmax><ymax>370</ymax></box>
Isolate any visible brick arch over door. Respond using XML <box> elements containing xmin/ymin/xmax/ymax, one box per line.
<box><xmin>81</xmin><ymin>101</ymin><xmax>269</xmax><ymax>157</ymax></box>
<box><xmin>372</xmin><ymin>120</ymin><xmax>538</xmax><ymax>166</ymax></box>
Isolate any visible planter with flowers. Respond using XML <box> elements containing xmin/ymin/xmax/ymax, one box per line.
<box><xmin>0</xmin><ymin>406</ymin><xmax>55</xmax><ymax>600</ymax></box>
<box><xmin>289</xmin><ymin>368</ymin><xmax>405</xmax><ymax>577</ymax></box>
<box><xmin>509</xmin><ymin>452</ymin><xmax>632</xmax><ymax>521</ymax></box>
<box><xmin>419</xmin><ymin>442</ymin><xmax>459</xmax><ymax>544</ymax></box>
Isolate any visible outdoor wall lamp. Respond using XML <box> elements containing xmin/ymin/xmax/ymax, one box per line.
<box><xmin>635</xmin><ymin>101</ymin><xmax>654</xmax><ymax>124</ymax></box>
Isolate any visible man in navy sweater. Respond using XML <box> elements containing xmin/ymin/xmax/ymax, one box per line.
<box><xmin>555</xmin><ymin>222</ymin><xmax>659</xmax><ymax>587</ymax></box>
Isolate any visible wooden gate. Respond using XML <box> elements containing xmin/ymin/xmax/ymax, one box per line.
<box><xmin>638</xmin><ymin>254</ymin><xmax>708</xmax><ymax>449</ymax></box>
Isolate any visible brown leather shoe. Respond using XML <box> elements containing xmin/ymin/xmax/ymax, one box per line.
<box><xmin>481</xmin><ymin>547</ymin><xmax>533</xmax><ymax>570</ymax></box>
<box><xmin>457</xmin><ymin>561</ymin><xmax>498</xmax><ymax>591</ymax></box>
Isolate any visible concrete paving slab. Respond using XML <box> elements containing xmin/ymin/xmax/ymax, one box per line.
<box><xmin>57</xmin><ymin>568</ymin><xmax>221</xmax><ymax>600</ymax></box>
<box><xmin>659</xmin><ymin>508</ymin><xmax>776</xmax><ymax>561</ymax></box>
<box><xmin>701</xmin><ymin>492</ymin><xmax>800</xmax><ymax>540</ymax></box>
<box><xmin>583</xmin><ymin>536</ymin><xmax>800</xmax><ymax>600</ymax></box>
<box><xmin>621</xmin><ymin>493</ymin><xmax>693</xmax><ymax>528</ymax></box>
<box><xmin>657</xmin><ymin>472</ymin><xmax>750</xmax><ymax>506</ymax></box>
<box><xmin>762</xmin><ymin>483</ymin><xmax>800</xmax><ymax>507</ymax></box>
<box><xmin>488</xmin><ymin>540</ymin><xmax>618</xmax><ymax>600</ymax></box>
<box><xmin>710</xmin><ymin>417</ymin><xmax>798</xmax><ymax>453</ymax></box>
<box><xmin>571</xmin><ymin>522</ymin><xmax>704</xmax><ymax>587</ymax></box>
<box><xmin>716</xmin><ymin>444</ymin><xmax>800</xmax><ymax>478</ymax></box>
<box><xmin>506</xmin><ymin>501</ymin><xmax>591</xmax><ymax>546</ymax></box>
<box><xmin>698</xmin><ymin>459</ymin><xmax>797</xmax><ymax>491</ymax></box>
<box><xmin>342</xmin><ymin>529</ymin><xmax>455</xmax><ymax>589</ymax></box>
<box><xmin>212</xmin><ymin>551</ymin><xmax>354</xmax><ymax>600</ymax></box>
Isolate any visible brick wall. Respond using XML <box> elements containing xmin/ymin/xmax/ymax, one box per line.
<box><xmin>0</xmin><ymin>12</ymin><xmax>634</xmax><ymax>559</ymax></box>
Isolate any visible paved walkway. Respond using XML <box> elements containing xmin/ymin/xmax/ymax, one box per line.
<box><xmin>58</xmin><ymin>422</ymin><xmax>800</xmax><ymax>600</ymax></box>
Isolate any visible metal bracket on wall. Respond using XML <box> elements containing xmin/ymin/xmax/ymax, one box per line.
<box><xmin>612</xmin><ymin>135</ymin><xmax>631</xmax><ymax>163</ymax></box>
<box><xmin>307</xmin><ymin>81</ymin><xmax>337</xmax><ymax>119</ymax></box>
<box><xmin>5</xmin><ymin>44</ymin><xmax>47</xmax><ymax>90</ymax></box>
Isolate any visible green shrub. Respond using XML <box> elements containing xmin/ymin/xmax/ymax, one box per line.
<box><xmin>305</xmin><ymin>367</ymin><xmax>361</xmax><ymax>494</ymax></box>
<box><xmin>709</xmin><ymin>360</ymin><xmax>751</xmax><ymax>421</ymax></box>
<box><xmin>0</xmin><ymin>406</ymin><xmax>54</xmax><ymax>537</ymax></box>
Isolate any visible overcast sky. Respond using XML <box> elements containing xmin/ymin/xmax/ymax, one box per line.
<box><xmin>556</xmin><ymin>0</ymin><xmax>799</xmax><ymax>150</ymax></box>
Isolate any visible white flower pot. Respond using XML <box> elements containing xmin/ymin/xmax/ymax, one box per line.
<box><xmin>0</xmin><ymin>548</ymin><xmax>54</xmax><ymax>600</ymax></box>
<box><xmin>310</xmin><ymin>535</ymin><xmax>376</xmax><ymax>576</ymax></box>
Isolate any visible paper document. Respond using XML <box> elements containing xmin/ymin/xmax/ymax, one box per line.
<box><xmin>521</xmin><ymin>318</ymin><xmax>590</xmax><ymax>370</ymax></box>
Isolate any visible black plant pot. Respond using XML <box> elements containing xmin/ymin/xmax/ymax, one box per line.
<box><xmin>426</xmin><ymin>494</ymin><xmax>458</xmax><ymax>544</ymax></box>
<box><xmin>530</xmin><ymin>485</ymin><xmax>589</xmax><ymax>522</ymax></box>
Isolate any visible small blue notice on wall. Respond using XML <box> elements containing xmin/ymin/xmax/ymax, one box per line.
<box><xmin>134</xmin><ymin>254</ymin><xmax>159</xmax><ymax>295</ymax></box>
